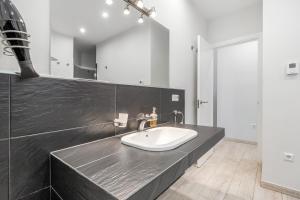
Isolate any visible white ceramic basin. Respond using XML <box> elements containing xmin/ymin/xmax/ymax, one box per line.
<box><xmin>121</xmin><ymin>127</ymin><xmax>198</xmax><ymax>151</ymax></box>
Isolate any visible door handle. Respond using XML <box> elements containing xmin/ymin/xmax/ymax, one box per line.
<box><xmin>200</xmin><ymin>100</ymin><xmax>208</xmax><ymax>104</ymax></box>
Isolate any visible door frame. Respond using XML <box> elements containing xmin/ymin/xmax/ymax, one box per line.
<box><xmin>196</xmin><ymin>35</ymin><xmax>214</xmax><ymax>127</ymax></box>
<box><xmin>212</xmin><ymin>33</ymin><xmax>262</xmax><ymax>152</ymax></box>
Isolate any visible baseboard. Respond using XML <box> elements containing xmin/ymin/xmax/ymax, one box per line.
<box><xmin>258</xmin><ymin>164</ymin><xmax>300</xmax><ymax>198</ymax></box>
<box><xmin>260</xmin><ymin>181</ymin><xmax>300</xmax><ymax>199</ymax></box>
<box><xmin>224</xmin><ymin>137</ymin><xmax>257</xmax><ymax>145</ymax></box>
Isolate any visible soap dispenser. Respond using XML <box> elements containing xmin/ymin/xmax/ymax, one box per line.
<box><xmin>150</xmin><ymin>107</ymin><xmax>158</xmax><ymax>128</ymax></box>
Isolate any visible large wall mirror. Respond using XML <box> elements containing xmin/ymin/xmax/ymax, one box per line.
<box><xmin>50</xmin><ymin>0</ymin><xmax>170</xmax><ymax>87</ymax></box>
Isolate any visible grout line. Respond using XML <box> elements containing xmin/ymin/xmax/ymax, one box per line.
<box><xmin>0</xmin><ymin>137</ymin><xmax>9</xmax><ymax>142</ymax></box>
<box><xmin>49</xmin><ymin>154</ymin><xmax>52</xmax><ymax>200</ymax></box>
<box><xmin>51</xmin><ymin>122</ymin><xmax>171</xmax><ymax>155</ymax></box>
<box><xmin>51</xmin><ymin>186</ymin><xmax>64</xmax><ymax>200</ymax></box>
<box><xmin>51</xmin><ymin>154</ymin><xmax>116</xmax><ymax>198</ymax></box>
<box><xmin>50</xmin><ymin>130</ymin><xmax>124</xmax><ymax>154</ymax></box>
<box><xmin>75</xmin><ymin>149</ymin><xmax>126</xmax><ymax>170</ymax></box>
<box><xmin>8</xmin><ymin>75</ymin><xmax>11</xmax><ymax>200</ymax></box>
<box><xmin>10</xmin><ymin>122</ymin><xmax>114</xmax><ymax>140</ymax></box>
<box><xmin>15</xmin><ymin>186</ymin><xmax>50</xmax><ymax>200</ymax></box>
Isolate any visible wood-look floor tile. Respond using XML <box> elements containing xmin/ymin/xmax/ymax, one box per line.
<box><xmin>158</xmin><ymin>140</ymin><xmax>300</xmax><ymax>200</ymax></box>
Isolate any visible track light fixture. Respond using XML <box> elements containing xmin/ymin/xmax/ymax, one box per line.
<box><xmin>150</xmin><ymin>7</ymin><xmax>156</xmax><ymax>18</ymax></box>
<box><xmin>122</xmin><ymin>0</ymin><xmax>157</xmax><ymax>23</ymax></box>
<box><xmin>136</xmin><ymin>0</ymin><xmax>144</xmax><ymax>8</ymax></box>
<box><xmin>124</xmin><ymin>5</ymin><xmax>130</xmax><ymax>15</ymax></box>
<box><xmin>138</xmin><ymin>15</ymin><xmax>144</xmax><ymax>24</ymax></box>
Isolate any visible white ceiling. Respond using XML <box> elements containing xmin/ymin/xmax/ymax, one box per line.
<box><xmin>190</xmin><ymin>0</ymin><xmax>260</xmax><ymax>20</ymax></box>
<box><xmin>51</xmin><ymin>0</ymin><xmax>151</xmax><ymax>44</ymax></box>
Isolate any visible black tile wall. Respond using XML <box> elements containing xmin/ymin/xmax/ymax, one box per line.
<box><xmin>0</xmin><ymin>73</ymin><xmax>185</xmax><ymax>200</ymax></box>
<box><xmin>51</xmin><ymin>156</ymin><xmax>116</xmax><ymax>200</ymax></box>
<box><xmin>0</xmin><ymin>140</ymin><xmax>9</xmax><ymax>200</ymax></box>
<box><xmin>116</xmin><ymin>85</ymin><xmax>161</xmax><ymax>120</ymax></box>
<box><xmin>0</xmin><ymin>74</ymin><xmax>9</xmax><ymax>140</ymax></box>
<box><xmin>18</xmin><ymin>187</ymin><xmax>50</xmax><ymax>200</ymax></box>
<box><xmin>10</xmin><ymin>76</ymin><xmax>115</xmax><ymax>137</ymax></box>
<box><xmin>10</xmin><ymin>123</ymin><xmax>115</xmax><ymax>200</ymax></box>
<box><xmin>161</xmin><ymin>89</ymin><xmax>185</xmax><ymax>123</ymax></box>
<box><xmin>51</xmin><ymin>188</ymin><xmax>62</xmax><ymax>200</ymax></box>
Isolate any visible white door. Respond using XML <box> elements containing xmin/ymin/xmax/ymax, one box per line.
<box><xmin>217</xmin><ymin>41</ymin><xmax>258</xmax><ymax>142</ymax></box>
<box><xmin>197</xmin><ymin>36</ymin><xmax>214</xmax><ymax>126</ymax></box>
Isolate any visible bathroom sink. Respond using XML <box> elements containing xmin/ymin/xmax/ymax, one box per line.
<box><xmin>121</xmin><ymin>127</ymin><xmax>198</xmax><ymax>151</ymax></box>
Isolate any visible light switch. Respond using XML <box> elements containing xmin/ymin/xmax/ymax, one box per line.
<box><xmin>172</xmin><ymin>94</ymin><xmax>180</xmax><ymax>102</ymax></box>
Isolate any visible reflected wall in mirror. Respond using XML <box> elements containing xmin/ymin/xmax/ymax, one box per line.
<box><xmin>50</xmin><ymin>0</ymin><xmax>170</xmax><ymax>87</ymax></box>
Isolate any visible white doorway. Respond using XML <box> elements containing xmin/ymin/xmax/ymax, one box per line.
<box><xmin>216</xmin><ymin>40</ymin><xmax>259</xmax><ymax>142</ymax></box>
<box><xmin>197</xmin><ymin>35</ymin><xmax>261</xmax><ymax>143</ymax></box>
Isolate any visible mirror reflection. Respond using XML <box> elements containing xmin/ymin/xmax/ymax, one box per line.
<box><xmin>50</xmin><ymin>0</ymin><xmax>169</xmax><ymax>87</ymax></box>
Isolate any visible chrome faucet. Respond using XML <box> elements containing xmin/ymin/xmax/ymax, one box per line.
<box><xmin>173</xmin><ymin>110</ymin><xmax>184</xmax><ymax>124</ymax></box>
<box><xmin>137</xmin><ymin>113</ymin><xmax>152</xmax><ymax>132</ymax></box>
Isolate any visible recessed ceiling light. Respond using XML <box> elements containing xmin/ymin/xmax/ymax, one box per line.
<box><xmin>79</xmin><ymin>28</ymin><xmax>86</xmax><ymax>34</ymax></box>
<box><xmin>105</xmin><ymin>0</ymin><xmax>113</xmax><ymax>5</ymax></box>
<box><xmin>102</xmin><ymin>12</ymin><xmax>109</xmax><ymax>18</ymax></box>
<box><xmin>136</xmin><ymin>0</ymin><xmax>144</xmax><ymax>8</ymax></box>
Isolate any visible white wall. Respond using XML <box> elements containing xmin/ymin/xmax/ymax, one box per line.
<box><xmin>262</xmin><ymin>0</ymin><xmax>300</xmax><ymax>191</ymax></box>
<box><xmin>96</xmin><ymin>23</ymin><xmax>151</xmax><ymax>86</ymax></box>
<box><xmin>207</xmin><ymin>4</ymin><xmax>262</xmax><ymax>44</ymax></box>
<box><xmin>217</xmin><ymin>41</ymin><xmax>258</xmax><ymax>142</ymax></box>
<box><xmin>153</xmin><ymin>0</ymin><xmax>208</xmax><ymax>124</ymax></box>
<box><xmin>0</xmin><ymin>0</ymin><xmax>50</xmax><ymax>75</ymax></box>
<box><xmin>150</xmin><ymin>21</ymin><xmax>169</xmax><ymax>88</ymax></box>
<box><xmin>50</xmin><ymin>32</ymin><xmax>74</xmax><ymax>78</ymax></box>
<box><xmin>80</xmin><ymin>49</ymin><xmax>96</xmax><ymax>69</ymax></box>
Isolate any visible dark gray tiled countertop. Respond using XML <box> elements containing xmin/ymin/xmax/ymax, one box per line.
<box><xmin>51</xmin><ymin>124</ymin><xmax>225</xmax><ymax>200</ymax></box>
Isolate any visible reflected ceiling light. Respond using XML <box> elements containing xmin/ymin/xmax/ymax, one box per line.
<box><xmin>102</xmin><ymin>12</ymin><xmax>109</xmax><ymax>18</ymax></box>
<box><xmin>105</xmin><ymin>0</ymin><xmax>113</xmax><ymax>5</ymax></box>
<box><xmin>138</xmin><ymin>15</ymin><xmax>144</xmax><ymax>24</ymax></box>
<box><xmin>150</xmin><ymin>7</ymin><xmax>156</xmax><ymax>18</ymax></box>
<box><xmin>79</xmin><ymin>27</ymin><xmax>86</xmax><ymax>34</ymax></box>
<box><xmin>136</xmin><ymin>0</ymin><xmax>144</xmax><ymax>8</ymax></box>
<box><xmin>124</xmin><ymin>5</ymin><xmax>130</xmax><ymax>15</ymax></box>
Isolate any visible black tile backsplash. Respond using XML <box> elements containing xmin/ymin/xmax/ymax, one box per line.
<box><xmin>161</xmin><ymin>89</ymin><xmax>185</xmax><ymax>122</ymax></box>
<box><xmin>51</xmin><ymin>188</ymin><xmax>62</xmax><ymax>200</ymax></box>
<box><xmin>10</xmin><ymin>123</ymin><xmax>115</xmax><ymax>200</ymax></box>
<box><xmin>10</xmin><ymin>76</ymin><xmax>115</xmax><ymax>138</ymax></box>
<box><xmin>18</xmin><ymin>187</ymin><xmax>50</xmax><ymax>200</ymax></box>
<box><xmin>0</xmin><ymin>73</ymin><xmax>185</xmax><ymax>200</ymax></box>
<box><xmin>0</xmin><ymin>74</ymin><xmax>9</xmax><ymax>140</ymax></box>
<box><xmin>116</xmin><ymin>85</ymin><xmax>161</xmax><ymax>120</ymax></box>
<box><xmin>51</xmin><ymin>157</ymin><xmax>116</xmax><ymax>200</ymax></box>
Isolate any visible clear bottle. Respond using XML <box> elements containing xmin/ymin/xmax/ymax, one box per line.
<box><xmin>150</xmin><ymin>107</ymin><xmax>158</xmax><ymax>128</ymax></box>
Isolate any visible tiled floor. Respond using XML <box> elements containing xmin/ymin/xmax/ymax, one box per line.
<box><xmin>158</xmin><ymin>140</ymin><xmax>300</xmax><ymax>200</ymax></box>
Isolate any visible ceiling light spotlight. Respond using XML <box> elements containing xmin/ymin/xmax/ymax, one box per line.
<box><xmin>102</xmin><ymin>12</ymin><xmax>109</xmax><ymax>18</ymax></box>
<box><xmin>79</xmin><ymin>27</ymin><xmax>86</xmax><ymax>34</ymax></box>
<box><xmin>136</xmin><ymin>0</ymin><xmax>144</xmax><ymax>8</ymax></box>
<box><xmin>138</xmin><ymin>15</ymin><xmax>144</xmax><ymax>24</ymax></box>
<box><xmin>124</xmin><ymin>5</ymin><xmax>130</xmax><ymax>15</ymax></box>
<box><xmin>105</xmin><ymin>0</ymin><xmax>113</xmax><ymax>5</ymax></box>
<box><xmin>150</xmin><ymin>7</ymin><xmax>156</xmax><ymax>18</ymax></box>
